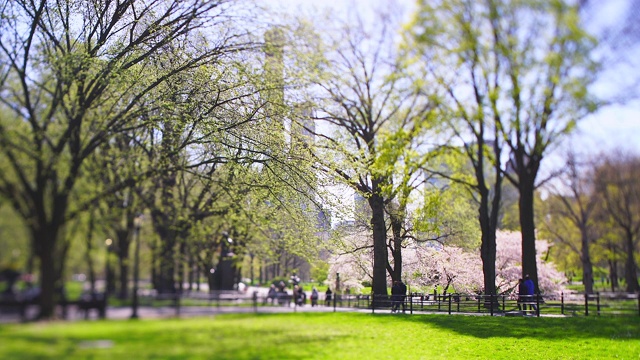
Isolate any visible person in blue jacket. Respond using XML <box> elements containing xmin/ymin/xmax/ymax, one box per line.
<box><xmin>524</xmin><ymin>274</ymin><xmax>537</xmax><ymax>312</ymax></box>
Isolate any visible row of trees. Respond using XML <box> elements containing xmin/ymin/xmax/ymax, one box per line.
<box><xmin>304</xmin><ymin>0</ymin><xmax>599</xmax><ymax>301</ymax></box>
<box><xmin>0</xmin><ymin>0</ymin><xmax>325</xmax><ymax>319</ymax></box>
<box><xmin>543</xmin><ymin>152</ymin><xmax>640</xmax><ymax>293</ymax></box>
<box><xmin>0</xmin><ymin>0</ymin><xmax>637</xmax><ymax>319</ymax></box>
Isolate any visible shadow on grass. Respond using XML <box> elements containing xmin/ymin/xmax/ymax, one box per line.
<box><xmin>205</xmin><ymin>312</ymin><xmax>640</xmax><ymax>342</ymax></box>
<box><xmin>394</xmin><ymin>314</ymin><xmax>640</xmax><ymax>340</ymax></box>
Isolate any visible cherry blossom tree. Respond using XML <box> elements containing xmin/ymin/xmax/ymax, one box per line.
<box><xmin>495</xmin><ymin>231</ymin><xmax>566</xmax><ymax>296</ymax></box>
<box><xmin>328</xmin><ymin>229</ymin><xmax>567</xmax><ymax>296</ymax></box>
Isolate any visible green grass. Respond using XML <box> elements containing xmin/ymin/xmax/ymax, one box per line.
<box><xmin>1</xmin><ymin>313</ymin><xmax>639</xmax><ymax>359</ymax></box>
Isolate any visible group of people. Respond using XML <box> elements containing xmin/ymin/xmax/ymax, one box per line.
<box><xmin>517</xmin><ymin>274</ymin><xmax>538</xmax><ymax>314</ymax></box>
<box><xmin>264</xmin><ymin>282</ymin><xmax>333</xmax><ymax>307</ymax></box>
<box><xmin>266</xmin><ymin>276</ymin><xmax>535</xmax><ymax>314</ymax></box>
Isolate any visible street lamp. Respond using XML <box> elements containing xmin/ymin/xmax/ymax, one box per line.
<box><xmin>105</xmin><ymin>239</ymin><xmax>113</xmax><ymax>297</ymax></box>
<box><xmin>131</xmin><ymin>214</ymin><xmax>143</xmax><ymax>319</ymax></box>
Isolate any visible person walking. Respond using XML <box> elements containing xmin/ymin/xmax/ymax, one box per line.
<box><xmin>399</xmin><ymin>280</ymin><xmax>407</xmax><ymax>313</ymax></box>
<box><xmin>310</xmin><ymin>287</ymin><xmax>319</xmax><ymax>307</ymax></box>
<box><xmin>325</xmin><ymin>288</ymin><xmax>333</xmax><ymax>306</ymax></box>
<box><xmin>391</xmin><ymin>281</ymin><xmax>404</xmax><ymax>313</ymax></box>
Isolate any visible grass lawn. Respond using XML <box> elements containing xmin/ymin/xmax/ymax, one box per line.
<box><xmin>1</xmin><ymin>313</ymin><xmax>639</xmax><ymax>359</ymax></box>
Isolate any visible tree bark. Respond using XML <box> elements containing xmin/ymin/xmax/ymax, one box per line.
<box><xmin>608</xmin><ymin>258</ymin><xmax>618</xmax><ymax>292</ymax></box>
<box><xmin>519</xmin><ymin>179</ymin><xmax>540</xmax><ymax>293</ymax></box>
<box><xmin>581</xmin><ymin>231</ymin><xmax>594</xmax><ymax>294</ymax></box>
<box><xmin>624</xmin><ymin>230</ymin><xmax>640</xmax><ymax>292</ymax></box>
<box><xmin>34</xmin><ymin>227</ymin><xmax>61</xmax><ymax>319</ymax></box>
<box><xmin>115</xmin><ymin>229</ymin><xmax>130</xmax><ymax>299</ymax></box>
<box><xmin>369</xmin><ymin>186</ymin><xmax>389</xmax><ymax>299</ymax></box>
<box><xmin>389</xmin><ymin>211</ymin><xmax>403</xmax><ymax>283</ymax></box>
<box><xmin>476</xmin><ymin>138</ymin><xmax>501</xmax><ymax>299</ymax></box>
<box><xmin>157</xmin><ymin>230</ymin><xmax>177</xmax><ymax>294</ymax></box>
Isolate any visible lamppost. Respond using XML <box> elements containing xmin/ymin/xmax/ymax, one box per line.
<box><xmin>105</xmin><ymin>239</ymin><xmax>113</xmax><ymax>298</ymax></box>
<box><xmin>131</xmin><ymin>214</ymin><xmax>143</xmax><ymax>319</ymax></box>
<box><xmin>334</xmin><ymin>272</ymin><xmax>340</xmax><ymax>311</ymax></box>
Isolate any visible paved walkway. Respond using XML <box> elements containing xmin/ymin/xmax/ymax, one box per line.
<box><xmin>0</xmin><ymin>303</ymin><xmax>361</xmax><ymax>323</ymax></box>
<box><xmin>0</xmin><ymin>286</ymin><xmax>567</xmax><ymax>323</ymax></box>
<box><xmin>1</xmin><ymin>303</ymin><xmax>567</xmax><ymax>323</ymax></box>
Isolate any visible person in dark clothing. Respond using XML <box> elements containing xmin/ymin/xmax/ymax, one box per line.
<box><xmin>517</xmin><ymin>278</ymin><xmax>527</xmax><ymax>312</ymax></box>
<box><xmin>391</xmin><ymin>281</ymin><xmax>407</xmax><ymax>313</ymax></box>
<box><xmin>294</xmin><ymin>285</ymin><xmax>306</xmax><ymax>306</ymax></box>
<box><xmin>266</xmin><ymin>284</ymin><xmax>277</xmax><ymax>305</ymax></box>
<box><xmin>310</xmin><ymin>287</ymin><xmax>319</xmax><ymax>307</ymax></box>
<box><xmin>325</xmin><ymin>288</ymin><xmax>333</xmax><ymax>306</ymax></box>
<box><xmin>398</xmin><ymin>280</ymin><xmax>407</xmax><ymax>313</ymax></box>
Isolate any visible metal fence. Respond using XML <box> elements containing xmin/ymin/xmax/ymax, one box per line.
<box><xmin>137</xmin><ymin>290</ymin><xmax>640</xmax><ymax>317</ymax></box>
<box><xmin>3</xmin><ymin>289</ymin><xmax>639</xmax><ymax>321</ymax></box>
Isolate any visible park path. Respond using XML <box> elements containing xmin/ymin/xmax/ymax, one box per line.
<box><xmin>0</xmin><ymin>286</ymin><xmax>567</xmax><ymax>323</ymax></box>
<box><xmin>1</xmin><ymin>303</ymin><xmax>565</xmax><ymax>323</ymax></box>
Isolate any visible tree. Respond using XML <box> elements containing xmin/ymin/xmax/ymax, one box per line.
<box><xmin>493</xmin><ymin>230</ymin><xmax>566</xmax><ymax>295</ymax></box>
<box><xmin>408</xmin><ymin>0</ymin><xmax>597</xmax><ymax>292</ymax></box>
<box><xmin>541</xmin><ymin>153</ymin><xmax>598</xmax><ymax>293</ymax></box>
<box><xmin>81</xmin><ymin>128</ymin><xmax>147</xmax><ymax>299</ymax></box>
<box><xmin>594</xmin><ymin>152</ymin><xmax>640</xmax><ymax>292</ymax></box>
<box><xmin>308</xmin><ymin>8</ymin><xmax>436</xmax><ymax>299</ymax></box>
<box><xmin>406</xmin><ymin>0</ymin><xmax>511</xmax><ymax>298</ymax></box>
<box><xmin>407</xmin><ymin>244</ymin><xmax>484</xmax><ymax>295</ymax></box>
<box><xmin>0</xmin><ymin>0</ymin><xmax>250</xmax><ymax>318</ymax></box>
<box><xmin>412</xmin><ymin>180</ymin><xmax>481</xmax><ymax>250</ymax></box>
<box><xmin>335</xmin><ymin>229</ymin><xmax>566</xmax><ymax>295</ymax></box>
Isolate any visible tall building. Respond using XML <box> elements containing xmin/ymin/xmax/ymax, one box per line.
<box><xmin>259</xmin><ymin>28</ymin><xmax>330</xmax><ymax>283</ymax></box>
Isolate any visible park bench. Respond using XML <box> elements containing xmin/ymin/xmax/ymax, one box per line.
<box><xmin>0</xmin><ymin>291</ymin><xmax>107</xmax><ymax>321</ymax></box>
<box><xmin>66</xmin><ymin>292</ymin><xmax>107</xmax><ymax>319</ymax></box>
<box><xmin>0</xmin><ymin>296</ymin><xmax>37</xmax><ymax>320</ymax></box>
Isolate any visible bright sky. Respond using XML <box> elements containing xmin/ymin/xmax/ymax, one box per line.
<box><xmin>264</xmin><ymin>0</ymin><xmax>640</xmax><ymax>159</ymax></box>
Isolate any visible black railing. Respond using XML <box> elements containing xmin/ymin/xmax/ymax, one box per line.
<box><xmin>3</xmin><ymin>289</ymin><xmax>639</xmax><ymax>321</ymax></box>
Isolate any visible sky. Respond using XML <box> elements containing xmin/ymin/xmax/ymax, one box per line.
<box><xmin>265</xmin><ymin>0</ymin><xmax>640</xmax><ymax>161</ymax></box>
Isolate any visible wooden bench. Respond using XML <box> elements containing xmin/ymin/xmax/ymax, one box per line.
<box><xmin>68</xmin><ymin>293</ymin><xmax>107</xmax><ymax>319</ymax></box>
<box><xmin>0</xmin><ymin>293</ymin><xmax>106</xmax><ymax>320</ymax></box>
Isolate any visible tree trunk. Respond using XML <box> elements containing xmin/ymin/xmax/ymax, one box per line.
<box><xmin>581</xmin><ymin>231</ymin><xmax>594</xmax><ymax>294</ymax></box>
<box><xmin>152</xmin><ymin>210</ymin><xmax>177</xmax><ymax>294</ymax></box>
<box><xmin>196</xmin><ymin>264</ymin><xmax>201</xmax><ymax>292</ymax></box>
<box><xmin>624</xmin><ymin>231</ymin><xmax>640</xmax><ymax>292</ymax></box>
<box><xmin>368</xmin><ymin>188</ymin><xmax>389</xmax><ymax>299</ymax></box>
<box><xmin>38</xmin><ymin>247</ymin><xmax>57</xmax><ymax>318</ymax></box>
<box><xmin>34</xmin><ymin>228</ymin><xmax>60</xmax><ymax>319</ymax></box>
<box><xmin>480</xmin><ymin>230</ymin><xmax>497</xmax><ymax>296</ymax></box>
<box><xmin>519</xmin><ymin>179</ymin><xmax>540</xmax><ymax>293</ymax></box>
<box><xmin>178</xmin><ymin>241</ymin><xmax>186</xmax><ymax>293</ymax></box>
<box><xmin>479</xmin><ymin>184</ymin><xmax>498</xmax><ymax>304</ymax></box>
<box><xmin>157</xmin><ymin>235</ymin><xmax>176</xmax><ymax>294</ymax></box>
<box><xmin>115</xmin><ymin>229</ymin><xmax>130</xmax><ymax>299</ymax></box>
<box><xmin>608</xmin><ymin>257</ymin><xmax>618</xmax><ymax>292</ymax></box>
<box><xmin>85</xmin><ymin>219</ymin><xmax>96</xmax><ymax>294</ymax></box>
<box><xmin>150</xmin><ymin>241</ymin><xmax>158</xmax><ymax>291</ymax></box>
<box><xmin>389</xmin><ymin>212</ymin><xmax>403</xmax><ymax>283</ymax></box>
<box><xmin>477</xmin><ymin>174</ymin><xmax>500</xmax><ymax>298</ymax></box>
<box><xmin>188</xmin><ymin>253</ymin><xmax>195</xmax><ymax>292</ymax></box>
